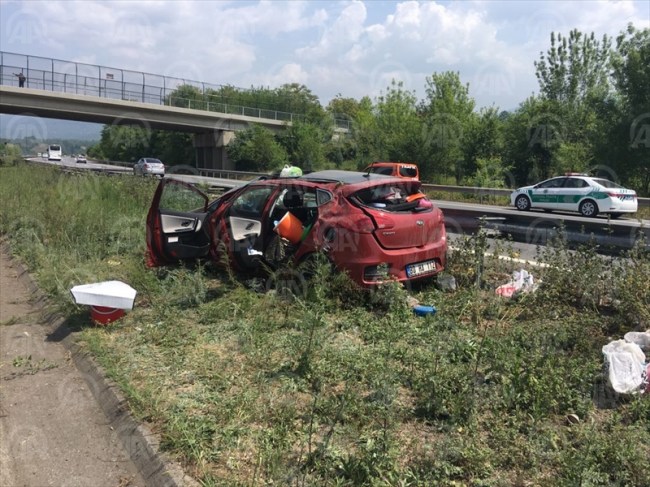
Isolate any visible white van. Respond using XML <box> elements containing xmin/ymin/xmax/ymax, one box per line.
<box><xmin>48</xmin><ymin>144</ymin><xmax>62</xmax><ymax>161</ymax></box>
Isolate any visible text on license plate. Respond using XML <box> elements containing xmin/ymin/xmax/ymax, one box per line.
<box><xmin>406</xmin><ymin>260</ymin><xmax>437</xmax><ymax>278</ymax></box>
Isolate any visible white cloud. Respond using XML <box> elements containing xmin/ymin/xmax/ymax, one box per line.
<box><xmin>1</xmin><ymin>0</ymin><xmax>649</xmax><ymax>112</ymax></box>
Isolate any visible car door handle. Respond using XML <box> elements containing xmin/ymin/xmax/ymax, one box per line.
<box><xmin>181</xmin><ymin>221</ymin><xmax>192</xmax><ymax>227</ymax></box>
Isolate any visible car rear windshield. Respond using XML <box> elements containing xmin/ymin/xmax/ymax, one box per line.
<box><xmin>350</xmin><ymin>183</ymin><xmax>427</xmax><ymax>212</ymax></box>
<box><xmin>399</xmin><ymin>166</ymin><xmax>418</xmax><ymax>177</ymax></box>
<box><xmin>592</xmin><ymin>178</ymin><xmax>624</xmax><ymax>189</ymax></box>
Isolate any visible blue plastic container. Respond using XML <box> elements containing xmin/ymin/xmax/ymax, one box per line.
<box><xmin>413</xmin><ymin>305</ymin><xmax>437</xmax><ymax>317</ymax></box>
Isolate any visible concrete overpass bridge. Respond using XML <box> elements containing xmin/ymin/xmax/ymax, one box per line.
<box><xmin>0</xmin><ymin>51</ymin><xmax>350</xmax><ymax>169</ymax></box>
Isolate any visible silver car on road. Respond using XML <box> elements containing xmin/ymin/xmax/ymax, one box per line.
<box><xmin>134</xmin><ymin>158</ymin><xmax>165</xmax><ymax>177</ymax></box>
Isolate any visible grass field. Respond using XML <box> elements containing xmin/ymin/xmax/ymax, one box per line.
<box><xmin>1</xmin><ymin>164</ymin><xmax>649</xmax><ymax>486</ymax></box>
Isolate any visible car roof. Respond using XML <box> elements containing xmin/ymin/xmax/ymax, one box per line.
<box><xmin>244</xmin><ymin>170</ymin><xmax>420</xmax><ymax>196</ymax></box>
<box><xmin>300</xmin><ymin>170</ymin><xmax>398</xmax><ymax>185</ymax></box>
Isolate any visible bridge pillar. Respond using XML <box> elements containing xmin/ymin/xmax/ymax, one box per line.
<box><xmin>193</xmin><ymin>130</ymin><xmax>235</xmax><ymax>170</ymax></box>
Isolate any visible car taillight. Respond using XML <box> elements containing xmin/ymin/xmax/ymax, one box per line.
<box><xmin>372</xmin><ymin>212</ymin><xmax>395</xmax><ymax>230</ymax></box>
<box><xmin>606</xmin><ymin>192</ymin><xmax>635</xmax><ymax>199</ymax></box>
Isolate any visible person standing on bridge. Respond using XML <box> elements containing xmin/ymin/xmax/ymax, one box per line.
<box><xmin>14</xmin><ymin>71</ymin><xmax>26</xmax><ymax>88</ymax></box>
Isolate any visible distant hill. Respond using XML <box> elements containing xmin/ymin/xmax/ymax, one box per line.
<box><xmin>0</xmin><ymin>114</ymin><xmax>103</xmax><ymax>141</ymax></box>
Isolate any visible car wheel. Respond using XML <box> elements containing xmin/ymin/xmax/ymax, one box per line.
<box><xmin>579</xmin><ymin>199</ymin><xmax>598</xmax><ymax>217</ymax></box>
<box><xmin>515</xmin><ymin>195</ymin><xmax>531</xmax><ymax>211</ymax></box>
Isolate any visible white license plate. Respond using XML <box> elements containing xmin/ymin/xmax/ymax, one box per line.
<box><xmin>406</xmin><ymin>260</ymin><xmax>437</xmax><ymax>278</ymax></box>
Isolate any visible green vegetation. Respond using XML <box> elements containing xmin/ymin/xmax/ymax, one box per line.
<box><xmin>2</xmin><ymin>165</ymin><xmax>649</xmax><ymax>486</ymax></box>
<box><xmin>0</xmin><ymin>142</ymin><xmax>24</xmax><ymax>166</ymax></box>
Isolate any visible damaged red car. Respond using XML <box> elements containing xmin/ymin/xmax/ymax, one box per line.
<box><xmin>146</xmin><ymin>170</ymin><xmax>447</xmax><ymax>286</ymax></box>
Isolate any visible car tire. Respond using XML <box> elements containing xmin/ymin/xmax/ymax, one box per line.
<box><xmin>579</xmin><ymin>199</ymin><xmax>598</xmax><ymax>217</ymax></box>
<box><xmin>515</xmin><ymin>195</ymin><xmax>531</xmax><ymax>211</ymax></box>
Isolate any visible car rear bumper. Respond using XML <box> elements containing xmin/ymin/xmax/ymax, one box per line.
<box><xmin>597</xmin><ymin>198</ymin><xmax>638</xmax><ymax>213</ymax></box>
<box><xmin>328</xmin><ymin>229</ymin><xmax>447</xmax><ymax>286</ymax></box>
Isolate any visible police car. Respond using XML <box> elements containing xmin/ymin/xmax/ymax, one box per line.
<box><xmin>510</xmin><ymin>173</ymin><xmax>638</xmax><ymax>218</ymax></box>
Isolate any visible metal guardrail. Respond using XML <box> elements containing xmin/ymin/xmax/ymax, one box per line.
<box><xmin>185</xmin><ymin>169</ymin><xmax>649</xmax><ymax>208</ymax></box>
<box><xmin>419</xmin><ymin>183</ymin><xmax>649</xmax><ymax>208</ymax></box>
<box><xmin>0</xmin><ymin>51</ymin><xmax>352</xmax><ymax>130</ymax></box>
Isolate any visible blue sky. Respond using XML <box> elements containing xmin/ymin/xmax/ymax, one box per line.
<box><xmin>1</xmin><ymin>0</ymin><xmax>649</xmax><ymax>111</ymax></box>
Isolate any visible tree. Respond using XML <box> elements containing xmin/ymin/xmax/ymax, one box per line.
<box><xmin>611</xmin><ymin>24</ymin><xmax>650</xmax><ymax>194</ymax></box>
<box><xmin>226</xmin><ymin>125</ymin><xmax>288</xmax><ymax>171</ymax></box>
<box><xmin>165</xmin><ymin>84</ymin><xmax>205</xmax><ymax>109</ymax></box>
<box><xmin>462</xmin><ymin>107</ymin><xmax>505</xmax><ymax>182</ymax></box>
<box><xmin>276</xmin><ymin>121</ymin><xmax>328</xmax><ymax>171</ymax></box>
<box><xmin>534</xmin><ymin>29</ymin><xmax>612</xmax><ymax>106</ymax></box>
<box><xmin>420</xmin><ymin>72</ymin><xmax>476</xmax><ymax>182</ymax></box>
<box><xmin>373</xmin><ymin>80</ymin><xmax>422</xmax><ymax>164</ymax></box>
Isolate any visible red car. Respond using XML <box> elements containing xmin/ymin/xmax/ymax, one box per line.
<box><xmin>146</xmin><ymin>170</ymin><xmax>447</xmax><ymax>287</ymax></box>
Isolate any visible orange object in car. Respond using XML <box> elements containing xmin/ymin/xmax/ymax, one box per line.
<box><xmin>274</xmin><ymin>211</ymin><xmax>304</xmax><ymax>244</ymax></box>
<box><xmin>406</xmin><ymin>192</ymin><xmax>426</xmax><ymax>202</ymax></box>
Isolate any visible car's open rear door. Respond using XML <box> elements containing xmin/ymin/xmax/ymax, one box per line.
<box><xmin>146</xmin><ymin>179</ymin><xmax>211</xmax><ymax>266</ymax></box>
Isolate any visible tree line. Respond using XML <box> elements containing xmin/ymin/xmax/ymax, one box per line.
<box><xmin>88</xmin><ymin>25</ymin><xmax>649</xmax><ymax>194</ymax></box>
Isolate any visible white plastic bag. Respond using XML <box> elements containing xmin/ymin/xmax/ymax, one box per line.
<box><xmin>280</xmin><ymin>165</ymin><xmax>303</xmax><ymax>177</ymax></box>
<box><xmin>602</xmin><ymin>340</ymin><xmax>646</xmax><ymax>394</ymax></box>
<box><xmin>495</xmin><ymin>269</ymin><xmax>536</xmax><ymax>298</ymax></box>
<box><xmin>624</xmin><ymin>331</ymin><xmax>650</xmax><ymax>352</ymax></box>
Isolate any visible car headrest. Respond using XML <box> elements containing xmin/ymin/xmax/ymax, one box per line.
<box><xmin>283</xmin><ymin>189</ymin><xmax>303</xmax><ymax>208</ymax></box>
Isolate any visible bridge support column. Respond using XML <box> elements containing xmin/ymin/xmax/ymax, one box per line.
<box><xmin>193</xmin><ymin>130</ymin><xmax>235</xmax><ymax>170</ymax></box>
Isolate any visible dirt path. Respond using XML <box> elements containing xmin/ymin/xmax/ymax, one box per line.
<box><xmin>0</xmin><ymin>248</ymin><xmax>145</xmax><ymax>487</ymax></box>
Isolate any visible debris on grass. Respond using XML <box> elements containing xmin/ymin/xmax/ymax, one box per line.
<box><xmin>495</xmin><ymin>269</ymin><xmax>537</xmax><ymax>298</ymax></box>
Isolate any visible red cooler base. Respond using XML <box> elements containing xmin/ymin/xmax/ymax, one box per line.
<box><xmin>91</xmin><ymin>306</ymin><xmax>125</xmax><ymax>325</ymax></box>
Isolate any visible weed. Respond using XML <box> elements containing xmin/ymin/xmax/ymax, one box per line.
<box><xmin>2</xmin><ymin>165</ymin><xmax>649</xmax><ymax>485</ymax></box>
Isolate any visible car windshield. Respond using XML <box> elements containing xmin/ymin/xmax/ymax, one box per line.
<box><xmin>592</xmin><ymin>178</ymin><xmax>624</xmax><ymax>189</ymax></box>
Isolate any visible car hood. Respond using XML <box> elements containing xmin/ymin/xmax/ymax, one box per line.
<box><xmin>512</xmin><ymin>185</ymin><xmax>534</xmax><ymax>193</ymax></box>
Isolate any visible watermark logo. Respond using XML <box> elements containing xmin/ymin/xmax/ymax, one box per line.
<box><xmin>368</xmin><ymin>61</ymin><xmax>414</xmax><ymax>100</ymax></box>
<box><xmin>630</xmin><ymin>113</ymin><xmax>650</xmax><ymax>149</ymax></box>
<box><xmin>527</xmin><ymin>113</ymin><xmax>566</xmax><ymax>149</ymax></box>
<box><xmin>161</xmin><ymin>60</ymin><xmax>205</xmax><ymax>88</ymax></box>
<box><xmin>107</xmin><ymin>113</ymin><xmax>153</xmax><ymax>152</ymax></box>
<box><xmin>265</xmin><ymin>268</ymin><xmax>308</xmax><ymax>301</ymax></box>
<box><xmin>525</xmin><ymin>8</ymin><xmax>567</xmax><ymax>43</ymax></box>
<box><xmin>3</xmin><ymin>9</ymin><xmax>47</xmax><ymax>45</ymax></box>
<box><xmin>524</xmin><ymin>217</ymin><xmax>555</xmax><ymax>246</ymax></box>
<box><xmin>4</xmin><ymin>114</ymin><xmax>48</xmax><ymax>141</ymax></box>
<box><xmin>423</xmin><ymin>113</ymin><xmax>464</xmax><ymax>150</ymax></box>
<box><xmin>472</xmin><ymin>62</ymin><xmax>515</xmax><ymax>98</ymax></box>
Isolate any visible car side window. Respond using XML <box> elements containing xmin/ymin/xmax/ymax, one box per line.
<box><xmin>230</xmin><ymin>187</ymin><xmax>274</xmax><ymax>218</ymax></box>
<box><xmin>538</xmin><ymin>178</ymin><xmax>566</xmax><ymax>189</ymax></box>
<box><xmin>565</xmin><ymin>178</ymin><xmax>588</xmax><ymax>189</ymax></box>
<box><xmin>369</xmin><ymin>166</ymin><xmax>393</xmax><ymax>176</ymax></box>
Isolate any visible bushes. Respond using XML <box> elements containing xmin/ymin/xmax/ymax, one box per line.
<box><xmin>2</xmin><ymin>165</ymin><xmax>649</xmax><ymax>486</ymax></box>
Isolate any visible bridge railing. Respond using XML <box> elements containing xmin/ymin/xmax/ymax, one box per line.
<box><xmin>0</xmin><ymin>51</ymin><xmax>352</xmax><ymax>130</ymax></box>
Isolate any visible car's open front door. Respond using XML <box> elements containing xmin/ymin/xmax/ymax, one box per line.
<box><xmin>146</xmin><ymin>179</ymin><xmax>211</xmax><ymax>266</ymax></box>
